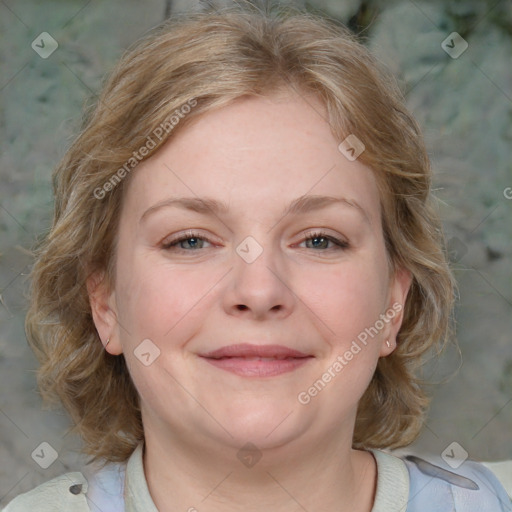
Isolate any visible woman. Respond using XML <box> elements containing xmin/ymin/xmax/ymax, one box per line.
<box><xmin>4</xmin><ymin>3</ymin><xmax>511</xmax><ymax>511</ymax></box>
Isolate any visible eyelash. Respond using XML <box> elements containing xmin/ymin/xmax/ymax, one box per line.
<box><xmin>162</xmin><ymin>230</ymin><xmax>349</xmax><ymax>252</ymax></box>
<box><xmin>161</xmin><ymin>230</ymin><xmax>214</xmax><ymax>250</ymax></box>
<box><xmin>299</xmin><ymin>231</ymin><xmax>349</xmax><ymax>251</ymax></box>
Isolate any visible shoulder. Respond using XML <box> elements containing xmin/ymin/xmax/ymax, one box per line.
<box><xmin>481</xmin><ymin>460</ymin><xmax>512</xmax><ymax>498</ymax></box>
<box><xmin>371</xmin><ymin>449</ymin><xmax>511</xmax><ymax>512</ymax></box>
<box><xmin>1</xmin><ymin>472</ymin><xmax>90</xmax><ymax>512</ymax></box>
<box><xmin>2</xmin><ymin>461</ymin><xmax>126</xmax><ymax>512</ymax></box>
<box><xmin>400</xmin><ymin>452</ymin><xmax>512</xmax><ymax>512</ymax></box>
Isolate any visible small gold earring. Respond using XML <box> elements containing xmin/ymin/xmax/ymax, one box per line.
<box><xmin>386</xmin><ymin>340</ymin><xmax>391</xmax><ymax>348</ymax></box>
<box><xmin>105</xmin><ymin>338</ymin><xmax>110</xmax><ymax>348</ymax></box>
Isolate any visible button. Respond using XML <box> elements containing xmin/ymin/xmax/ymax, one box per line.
<box><xmin>69</xmin><ymin>484</ymin><xmax>83</xmax><ymax>495</ymax></box>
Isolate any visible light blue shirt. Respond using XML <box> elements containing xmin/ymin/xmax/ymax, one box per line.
<box><xmin>4</xmin><ymin>443</ymin><xmax>511</xmax><ymax>511</ymax></box>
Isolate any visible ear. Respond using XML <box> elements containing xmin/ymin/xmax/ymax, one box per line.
<box><xmin>86</xmin><ymin>270</ymin><xmax>123</xmax><ymax>355</ymax></box>
<box><xmin>379</xmin><ymin>266</ymin><xmax>412</xmax><ymax>357</ymax></box>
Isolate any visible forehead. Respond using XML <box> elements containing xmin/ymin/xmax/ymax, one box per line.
<box><xmin>123</xmin><ymin>93</ymin><xmax>381</xmax><ymax>225</ymax></box>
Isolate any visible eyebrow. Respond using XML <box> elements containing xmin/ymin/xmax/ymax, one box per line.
<box><xmin>140</xmin><ymin>194</ymin><xmax>370</xmax><ymax>225</ymax></box>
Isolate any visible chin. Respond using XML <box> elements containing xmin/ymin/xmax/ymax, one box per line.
<box><xmin>215</xmin><ymin>408</ymin><xmax>309</xmax><ymax>449</ymax></box>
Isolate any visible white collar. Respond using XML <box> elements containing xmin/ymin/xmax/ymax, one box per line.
<box><xmin>120</xmin><ymin>443</ymin><xmax>409</xmax><ymax>512</ymax></box>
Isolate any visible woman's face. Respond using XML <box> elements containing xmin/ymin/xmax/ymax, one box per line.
<box><xmin>90</xmin><ymin>92</ymin><xmax>410</xmax><ymax>455</ymax></box>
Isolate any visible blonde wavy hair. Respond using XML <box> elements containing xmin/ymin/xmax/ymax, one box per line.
<box><xmin>25</xmin><ymin>2</ymin><xmax>455</xmax><ymax>463</ymax></box>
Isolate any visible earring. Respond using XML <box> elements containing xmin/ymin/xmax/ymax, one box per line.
<box><xmin>105</xmin><ymin>338</ymin><xmax>110</xmax><ymax>348</ymax></box>
<box><xmin>385</xmin><ymin>340</ymin><xmax>391</xmax><ymax>348</ymax></box>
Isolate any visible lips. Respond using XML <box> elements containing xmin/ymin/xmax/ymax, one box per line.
<box><xmin>199</xmin><ymin>343</ymin><xmax>313</xmax><ymax>377</ymax></box>
<box><xmin>201</xmin><ymin>343</ymin><xmax>311</xmax><ymax>359</ymax></box>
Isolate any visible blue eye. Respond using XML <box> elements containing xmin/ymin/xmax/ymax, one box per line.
<box><xmin>162</xmin><ymin>232</ymin><xmax>213</xmax><ymax>251</ymax></box>
<box><xmin>177</xmin><ymin>237</ymin><xmax>206</xmax><ymax>249</ymax></box>
<box><xmin>300</xmin><ymin>232</ymin><xmax>349</xmax><ymax>250</ymax></box>
<box><xmin>161</xmin><ymin>230</ymin><xmax>349</xmax><ymax>253</ymax></box>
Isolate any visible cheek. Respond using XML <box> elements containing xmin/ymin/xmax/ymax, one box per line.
<box><xmin>295</xmin><ymin>254</ymin><xmax>389</xmax><ymax>343</ymax></box>
<box><xmin>114</xmin><ymin>255</ymin><xmax>213</xmax><ymax>401</ymax></box>
<box><xmin>115</xmin><ymin>252</ymin><xmax>219</xmax><ymax>342</ymax></box>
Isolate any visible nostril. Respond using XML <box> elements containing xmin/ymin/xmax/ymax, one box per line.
<box><xmin>236</xmin><ymin>304</ymin><xmax>248</xmax><ymax>310</ymax></box>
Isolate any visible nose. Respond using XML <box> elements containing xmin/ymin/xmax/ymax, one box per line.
<box><xmin>222</xmin><ymin>238</ymin><xmax>296</xmax><ymax>321</ymax></box>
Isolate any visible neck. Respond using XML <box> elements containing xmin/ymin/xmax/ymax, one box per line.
<box><xmin>142</xmin><ymin>429</ymin><xmax>377</xmax><ymax>512</ymax></box>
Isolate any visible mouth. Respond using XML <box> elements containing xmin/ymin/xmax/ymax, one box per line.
<box><xmin>199</xmin><ymin>344</ymin><xmax>314</xmax><ymax>377</ymax></box>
